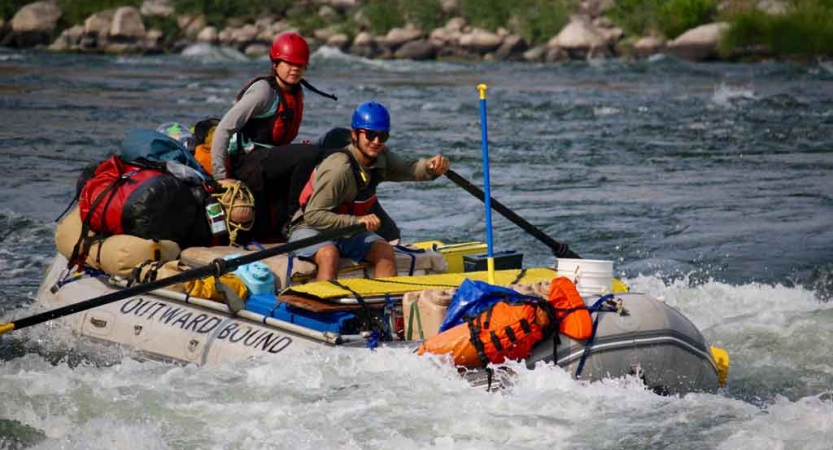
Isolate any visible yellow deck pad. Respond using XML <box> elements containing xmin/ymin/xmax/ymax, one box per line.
<box><xmin>283</xmin><ymin>267</ymin><xmax>557</xmax><ymax>299</ymax></box>
<box><xmin>283</xmin><ymin>268</ymin><xmax>629</xmax><ymax>301</ymax></box>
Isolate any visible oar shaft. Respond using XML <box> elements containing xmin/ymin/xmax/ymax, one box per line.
<box><xmin>445</xmin><ymin>169</ymin><xmax>581</xmax><ymax>259</ymax></box>
<box><xmin>2</xmin><ymin>223</ymin><xmax>366</xmax><ymax>335</ymax></box>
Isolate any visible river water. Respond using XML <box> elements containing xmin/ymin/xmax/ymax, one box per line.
<box><xmin>0</xmin><ymin>47</ymin><xmax>832</xmax><ymax>449</ymax></box>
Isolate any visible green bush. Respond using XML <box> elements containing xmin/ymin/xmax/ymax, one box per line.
<box><xmin>402</xmin><ymin>0</ymin><xmax>445</xmax><ymax>32</ymax></box>
<box><xmin>361</xmin><ymin>0</ymin><xmax>445</xmax><ymax>35</ymax></box>
<box><xmin>721</xmin><ymin>0</ymin><xmax>833</xmax><ymax>56</ymax></box>
<box><xmin>363</xmin><ymin>0</ymin><xmax>405</xmax><ymax>35</ymax></box>
<box><xmin>461</xmin><ymin>0</ymin><xmax>513</xmax><ymax>30</ymax></box>
<box><xmin>173</xmin><ymin>0</ymin><xmax>292</xmax><ymax>28</ymax></box>
<box><xmin>290</xmin><ymin>12</ymin><xmax>326</xmax><ymax>37</ymax></box>
<box><xmin>608</xmin><ymin>0</ymin><xmax>664</xmax><ymax>36</ymax></box>
<box><xmin>2</xmin><ymin>0</ymin><xmax>33</xmax><ymax>21</ymax></box>
<box><xmin>658</xmin><ymin>0</ymin><xmax>717</xmax><ymax>39</ymax></box>
<box><xmin>145</xmin><ymin>15</ymin><xmax>180</xmax><ymax>37</ymax></box>
<box><xmin>513</xmin><ymin>0</ymin><xmax>570</xmax><ymax>45</ymax></box>
<box><xmin>56</xmin><ymin>0</ymin><xmax>141</xmax><ymax>28</ymax></box>
<box><xmin>609</xmin><ymin>0</ymin><xmax>716</xmax><ymax>39</ymax></box>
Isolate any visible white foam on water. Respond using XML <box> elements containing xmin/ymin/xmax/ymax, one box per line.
<box><xmin>623</xmin><ymin>274</ymin><xmax>829</xmax><ymax>332</ymax></box>
<box><xmin>717</xmin><ymin>394</ymin><xmax>833</xmax><ymax>450</ymax></box>
<box><xmin>0</xmin><ymin>53</ymin><xmax>25</xmax><ymax>62</ymax></box>
<box><xmin>175</xmin><ymin>95</ymin><xmax>229</xmax><ymax>105</ymax></box>
<box><xmin>593</xmin><ymin>106</ymin><xmax>622</xmax><ymax>116</ymax></box>
<box><xmin>311</xmin><ymin>45</ymin><xmax>362</xmax><ymax>63</ymax></box>
<box><xmin>710</xmin><ymin>82</ymin><xmax>757</xmax><ymax>108</ymax></box>
<box><xmin>311</xmin><ymin>46</ymin><xmax>463</xmax><ymax>74</ymax></box>
<box><xmin>1</xmin><ymin>319</ymin><xmax>831</xmax><ymax>449</ymax></box>
<box><xmin>114</xmin><ymin>55</ymin><xmax>167</xmax><ymax>66</ymax></box>
<box><xmin>179</xmin><ymin>43</ymin><xmax>249</xmax><ymax>63</ymax></box>
<box><xmin>647</xmin><ymin>53</ymin><xmax>666</xmax><ymax>63</ymax></box>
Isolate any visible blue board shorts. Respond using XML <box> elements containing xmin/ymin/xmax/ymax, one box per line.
<box><xmin>289</xmin><ymin>226</ymin><xmax>385</xmax><ymax>261</ymax></box>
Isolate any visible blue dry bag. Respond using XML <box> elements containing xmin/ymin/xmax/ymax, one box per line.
<box><xmin>439</xmin><ymin>279</ymin><xmax>531</xmax><ymax>332</ymax></box>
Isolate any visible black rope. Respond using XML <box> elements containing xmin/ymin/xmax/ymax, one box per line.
<box><xmin>300</xmin><ymin>79</ymin><xmax>337</xmax><ymax>101</ymax></box>
<box><xmin>327</xmin><ymin>279</ymin><xmax>385</xmax><ymax>336</ymax></box>
<box><xmin>508</xmin><ymin>268</ymin><xmax>528</xmax><ymax>285</ymax></box>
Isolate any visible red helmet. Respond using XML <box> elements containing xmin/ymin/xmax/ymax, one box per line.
<box><xmin>270</xmin><ymin>32</ymin><xmax>310</xmax><ymax>66</ymax></box>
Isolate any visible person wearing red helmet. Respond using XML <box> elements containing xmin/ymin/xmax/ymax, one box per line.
<box><xmin>209</xmin><ymin>32</ymin><xmax>337</xmax><ymax>242</ymax></box>
<box><xmin>287</xmin><ymin>101</ymin><xmax>450</xmax><ymax>281</ymax></box>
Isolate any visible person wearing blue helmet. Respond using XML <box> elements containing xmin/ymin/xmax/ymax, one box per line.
<box><xmin>287</xmin><ymin>101</ymin><xmax>450</xmax><ymax>281</ymax></box>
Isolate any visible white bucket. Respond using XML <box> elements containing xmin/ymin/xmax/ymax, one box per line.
<box><xmin>555</xmin><ymin>258</ymin><xmax>613</xmax><ymax>296</ymax></box>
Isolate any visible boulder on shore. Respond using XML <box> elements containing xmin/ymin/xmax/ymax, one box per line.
<box><xmin>666</xmin><ymin>22</ymin><xmax>729</xmax><ymax>61</ymax></box>
<box><xmin>7</xmin><ymin>1</ymin><xmax>62</xmax><ymax>47</ymax></box>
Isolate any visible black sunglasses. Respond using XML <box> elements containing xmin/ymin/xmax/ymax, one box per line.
<box><xmin>360</xmin><ymin>129</ymin><xmax>390</xmax><ymax>143</ymax></box>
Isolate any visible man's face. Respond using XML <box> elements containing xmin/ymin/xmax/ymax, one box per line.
<box><xmin>353</xmin><ymin>129</ymin><xmax>389</xmax><ymax>159</ymax></box>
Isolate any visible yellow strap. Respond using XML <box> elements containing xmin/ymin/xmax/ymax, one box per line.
<box><xmin>0</xmin><ymin>323</ymin><xmax>15</xmax><ymax>335</ymax></box>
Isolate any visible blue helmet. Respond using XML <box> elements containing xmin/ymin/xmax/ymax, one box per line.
<box><xmin>351</xmin><ymin>101</ymin><xmax>390</xmax><ymax>132</ymax></box>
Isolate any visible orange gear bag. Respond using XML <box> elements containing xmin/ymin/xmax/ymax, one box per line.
<box><xmin>548</xmin><ymin>277</ymin><xmax>593</xmax><ymax>340</ymax></box>
<box><xmin>194</xmin><ymin>143</ymin><xmax>214</xmax><ymax>175</ymax></box>
<box><xmin>418</xmin><ymin>298</ymin><xmax>556</xmax><ymax>367</ymax></box>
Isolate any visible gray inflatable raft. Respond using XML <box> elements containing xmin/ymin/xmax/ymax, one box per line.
<box><xmin>521</xmin><ymin>292</ymin><xmax>723</xmax><ymax>395</ymax></box>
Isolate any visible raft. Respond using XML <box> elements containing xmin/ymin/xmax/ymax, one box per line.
<box><xmin>34</xmin><ymin>240</ymin><xmax>727</xmax><ymax>395</ymax></box>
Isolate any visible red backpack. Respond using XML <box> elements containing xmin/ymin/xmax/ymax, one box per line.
<box><xmin>78</xmin><ymin>155</ymin><xmax>161</xmax><ymax>235</ymax></box>
<box><xmin>67</xmin><ymin>156</ymin><xmax>212</xmax><ymax>271</ymax></box>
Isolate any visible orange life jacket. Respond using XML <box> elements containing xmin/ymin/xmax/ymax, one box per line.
<box><xmin>417</xmin><ymin>277</ymin><xmax>594</xmax><ymax>367</ymax></box>
<box><xmin>298</xmin><ymin>149</ymin><xmax>380</xmax><ymax>217</ymax></box>
<box><xmin>418</xmin><ymin>297</ymin><xmax>557</xmax><ymax>367</ymax></box>
<box><xmin>548</xmin><ymin>277</ymin><xmax>593</xmax><ymax>340</ymax></box>
<box><xmin>235</xmin><ymin>76</ymin><xmax>303</xmax><ymax>148</ymax></box>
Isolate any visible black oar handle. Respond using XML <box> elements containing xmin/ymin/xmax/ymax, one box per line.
<box><xmin>445</xmin><ymin>169</ymin><xmax>580</xmax><ymax>259</ymax></box>
<box><xmin>2</xmin><ymin>223</ymin><xmax>367</xmax><ymax>334</ymax></box>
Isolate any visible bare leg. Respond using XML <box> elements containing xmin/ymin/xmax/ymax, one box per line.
<box><xmin>365</xmin><ymin>241</ymin><xmax>396</xmax><ymax>278</ymax></box>
<box><xmin>313</xmin><ymin>244</ymin><xmax>340</xmax><ymax>281</ymax></box>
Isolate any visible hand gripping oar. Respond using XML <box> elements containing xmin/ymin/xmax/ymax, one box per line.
<box><xmin>445</xmin><ymin>169</ymin><xmax>581</xmax><ymax>259</ymax></box>
<box><xmin>0</xmin><ymin>223</ymin><xmax>366</xmax><ymax>336</ymax></box>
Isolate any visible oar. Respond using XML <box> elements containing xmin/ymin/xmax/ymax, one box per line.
<box><xmin>0</xmin><ymin>223</ymin><xmax>366</xmax><ymax>336</ymax></box>
<box><xmin>445</xmin><ymin>169</ymin><xmax>581</xmax><ymax>259</ymax></box>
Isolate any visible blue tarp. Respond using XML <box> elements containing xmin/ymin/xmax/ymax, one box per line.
<box><xmin>119</xmin><ymin>129</ymin><xmax>210</xmax><ymax>179</ymax></box>
<box><xmin>439</xmin><ymin>279</ymin><xmax>532</xmax><ymax>332</ymax></box>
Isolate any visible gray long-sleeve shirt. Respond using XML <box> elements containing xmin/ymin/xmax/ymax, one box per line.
<box><xmin>210</xmin><ymin>80</ymin><xmax>279</xmax><ymax>179</ymax></box>
<box><xmin>294</xmin><ymin>145</ymin><xmax>438</xmax><ymax>232</ymax></box>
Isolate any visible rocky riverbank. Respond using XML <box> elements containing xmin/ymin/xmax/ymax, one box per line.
<box><xmin>0</xmin><ymin>0</ymin><xmax>828</xmax><ymax>62</ymax></box>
